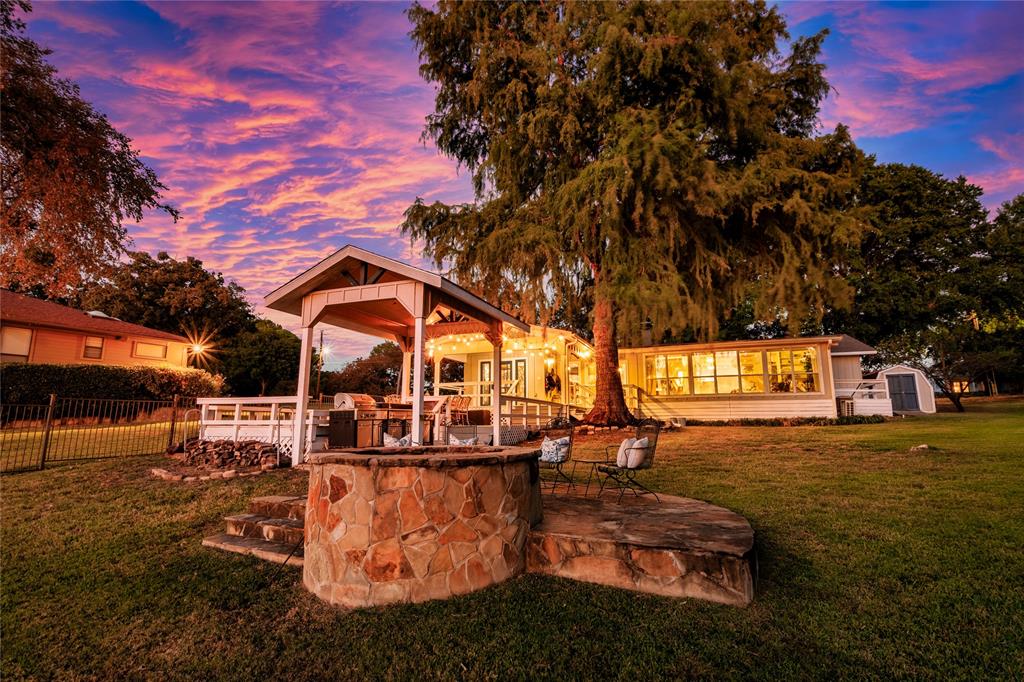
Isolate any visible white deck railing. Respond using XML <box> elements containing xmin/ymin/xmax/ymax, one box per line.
<box><xmin>196</xmin><ymin>397</ymin><xmax>330</xmax><ymax>457</ymax></box>
<box><xmin>834</xmin><ymin>379</ymin><xmax>889</xmax><ymax>401</ymax></box>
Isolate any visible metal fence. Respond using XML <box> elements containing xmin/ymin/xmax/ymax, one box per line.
<box><xmin>0</xmin><ymin>395</ymin><xmax>199</xmax><ymax>473</ymax></box>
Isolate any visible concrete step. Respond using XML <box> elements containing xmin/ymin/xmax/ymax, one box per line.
<box><xmin>248</xmin><ymin>495</ymin><xmax>306</xmax><ymax>520</ymax></box>
<box><xmin>202</xmin><ymin>533</ymin><xmax>304</xmax><ymax>567</ymax></box>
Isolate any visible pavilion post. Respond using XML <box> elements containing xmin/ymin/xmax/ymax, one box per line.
<box><xmin>400</xmin><ymin>351</ymin><xmax>412</xmax><ymax>401</ymax></box>
<box><xmin>411</xmin><ymin>315</ymin><xmax>426</xmax><ymax>444</ymax></box>
<box><xmin>433</xmin><ymin>353</ymin><xmax>441</xmax><ymax>397</ymax></box>
<box><xmin>491</xmin><ymin>332</ymin><xmax>502</xmax><ymax>446</ymax></box>
<box><xmin>292</xmin><ymin>325</ymin><xmax>315</xmax><ymax>466</ymax></box>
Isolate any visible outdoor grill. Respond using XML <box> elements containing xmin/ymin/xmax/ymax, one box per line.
<box><xmin>329</xmin><ymin>393</ymin><xmax>412</xmax><ymax>448</ymax></box>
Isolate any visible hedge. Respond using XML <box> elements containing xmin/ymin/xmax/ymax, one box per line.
<box><xmin>0</xmin><ymin>364</ymin><xmax>224</xmax><ymax>404</ymax></box>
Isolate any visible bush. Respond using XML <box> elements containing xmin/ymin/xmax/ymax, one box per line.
<box><xmin>0</xmin><ymin>364</ymin><xmax>224</xmax><ymax>404</ymax></box>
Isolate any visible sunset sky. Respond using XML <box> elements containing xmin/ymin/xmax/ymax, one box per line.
<box><xmin>22</xmin><ymin>1</ymin><xmax>1024</xmax><ymax>366</ymax></box>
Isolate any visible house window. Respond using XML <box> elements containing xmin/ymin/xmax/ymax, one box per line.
<box><xmin>644</xmin><ymin>354</ymin><xmax>689</xmax><ymax>396</ymax></box>
<box><xmin>83</xmin><ymin>336</ymin><xmax>104</xmax><ymax>359</ymax></box>
<box><xmin>767</xmin><ymin>347</ymin><xmax>820</xmax><ymax>393</ymax></box>
<box><xmin>739</xmin><ymin>351</ymin><xmax>765</xmax><ymax>393</ymax></box>
<box><xmin>1</xmin><ymin>326</ymin><xmax>32</xmax><ymax>363</ymax></box>
<box><xmin>134</xmin><ymin>341</ymin><xmax>167</xmax><ymax>359</ymax></box>
<box><xmin>692</xmin><ymin>352</ymin><xmax>717</xmax><ymax>394</ymax></box>
<box><xmin>643</xmin><ymin>346</ymin><xmax>820</xmax><ymax>396</ymax></box>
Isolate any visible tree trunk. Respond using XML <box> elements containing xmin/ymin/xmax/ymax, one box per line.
<box><xmin>949</xmin><ymin>391</ymin><xmax>965</xmax><ymax>412</ymax></box>
<box><xmin>583</xmin><ymin>285</ymin><xmax>633</xmax><ymax>426</ymax></box>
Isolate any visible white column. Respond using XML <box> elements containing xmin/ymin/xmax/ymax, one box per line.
<box><xmin>491</xmin><ymin>339</ymin><xmax>501</xmax><ymax>446</ymax></box>
<box><xmin>411</xmin><ymin>317</ymin><xmax>426</xmax><ymax>444</ymax></box>
<box><xmin>292</xmin><ymin>326</ymin><xmax>315</xmax><ymax>466</ymax></box>
<box><xmin>433</xmin><ymin>353</ymin><xmax>441</xmax><ymax>397</ymax></box>
<box><xmin>400</xmin><ymin>351</ymin><xmax>412</xmax><ymax>401</ymax></box>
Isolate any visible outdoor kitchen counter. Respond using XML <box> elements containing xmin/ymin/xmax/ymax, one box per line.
<box><xmin>303</xmin><ymin>444</ymin><xmax>543</xmax><ymax>609</ymax></box>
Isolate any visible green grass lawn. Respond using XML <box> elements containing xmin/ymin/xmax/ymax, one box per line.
<box><xmin>0</xmin><ymin>420</ymin><xmax>180</xmax><ymax>472</ymax></box>
<box><xmin>2</xmin><ymin>399</ymin><xmax>1022</xmax><ymax>679</ymax></box>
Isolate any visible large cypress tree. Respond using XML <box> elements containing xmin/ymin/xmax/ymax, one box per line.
<box><xmin>403</xmin><ymin>1</ymin><xmax>865</xmax><ymax>424</ymax></box>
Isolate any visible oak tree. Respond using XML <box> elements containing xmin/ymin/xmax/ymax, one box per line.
<box><xmin>1</xmin><ymin>0</ymin><xmax>177</xmax><ymax>298</ymax></box>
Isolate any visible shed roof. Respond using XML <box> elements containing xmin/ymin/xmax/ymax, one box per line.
<box><xmin>0</xmin><ymin>289</ymin><xmax>188</xmax><ymax>342</ymax></box>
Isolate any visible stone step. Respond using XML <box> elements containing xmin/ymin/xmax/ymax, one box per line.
<box><xmin>258</xmin><ymin>517</ymin><xmax>304</xmax><ymax>545</ymax></box>
<box><xmin>225</xmin><ymin>513</ymin><xmax>305</xmax><ymax>546</ymax></box>
<box><xmin>202</xmin><ymin>533</ymin><xmax>304</xmax><ymax>567</ymax></box>
<box><xmin>248</xmin><ymin>495</ymin><xmax>306</xmax><ymax>520</ymax></box>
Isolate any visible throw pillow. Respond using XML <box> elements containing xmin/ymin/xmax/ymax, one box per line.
<box><xmin>626</xmin><ymin>437</ymin><xmax>649</xmax><ymax>469</ymax></box>
<box><xmin>449</xmin><ymin>434</ymin><xmax>479</xmax><ymax>446</ymax></box>
<box><xmin>383</xmin><ymin>432</ymin><xmax>411</xmax><ymax>447</ymax></box>
<box><xmin>540</xmin><ymin>436</ymin><xmax>571</xmax><ymax>463</ymax></box>
<box><xmin>616</xmin><ymin>437</ymin><xmax>636</xmax><ymax>467</ymax></box>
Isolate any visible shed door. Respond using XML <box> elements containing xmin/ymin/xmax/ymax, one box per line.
<box><xmin>887</xmin><ymin>374</ymin><xmax>920</xmax><ymax>412</ymax></box>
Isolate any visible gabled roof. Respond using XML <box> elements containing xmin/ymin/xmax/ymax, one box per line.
<box><xmin>831</xmin><ymin>334</ymin><xmax>877</xmax><ymax>356</ymax></box>
<box><xmin>0</xmin><ymin>289</ymin><xmax>188</xmax><ymax>342</ymax></box>
<box><xmin>264</xmin><ymin>245</ymin><xmax>529</xmax><ymax>333</ymax></box>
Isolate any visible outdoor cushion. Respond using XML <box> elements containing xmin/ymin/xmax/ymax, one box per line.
<box><xmin>448</xmin><ymin>434</ymin><xmax>479</xmax><ymax>446</ymax></box>
<box><xmin>616</xmin><ymin>437</ymin><xmax>636</xmax><ymax>467</ymax></box>
<box><xmin>539</xmin><ymin>436</ymin><xmax>571</xmax><ymax>463</ymax></box>
<box><xmin>627</xmin><ymin>437</ymin><xmax>650</xmax><ymax>469</ymax></box>
<box><xmin>383</xmin><ymin>432</ymin><xmax>411</xmax><ymax>447</ymax></box>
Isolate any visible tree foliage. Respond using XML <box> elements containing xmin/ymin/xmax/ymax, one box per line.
<box><xmin>0</xmin><ymin>0</ymin><xmax>178</xmax><ymax>298</ymax></box>
<box><xmin>219</xmin><ymin>320</ymin><xmax>301</xmax><ymax>396</ymax></box>
<box><xmin>404</xmin><ymin>0</ymin><xmax>866</xmax><ymax>423</ymax></box>
<box><xmin>821</xmin><ymin>164</ymin><xmax>995</xmax><ymax>344</ymax></box>
<box><xmin>78</xmin><ymin>251</ymin><xmax>255</xmax><ymax>340</ymax></box>
<box><xmin>320</xmin><ymin>342</ymin><xmax>465</xmax><ymax>398</ymax></box>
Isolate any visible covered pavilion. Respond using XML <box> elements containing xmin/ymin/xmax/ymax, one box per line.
<box><xmin>264</xmin><ymin>245</ymin><xmax>529</xmax><ymax>463</ymax></box>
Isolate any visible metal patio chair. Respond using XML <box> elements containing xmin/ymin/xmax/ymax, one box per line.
<box><xmin>537</xmin><ymin>417</ymin><xmax>576</xmax><ymax>494</ymax></box>
<box><xmin>595</xmin><ymin>419</ymin><xmax>662</xmax><ymax>502</ymax></box>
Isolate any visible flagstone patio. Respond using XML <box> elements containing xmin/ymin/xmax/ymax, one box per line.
<box><xmin>205</xmin><ymin>481</ymin><xmax>755</xmax><ymax>607</ymax></box>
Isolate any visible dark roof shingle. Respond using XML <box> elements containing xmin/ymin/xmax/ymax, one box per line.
<box><xmin>0</xmin><ymin>289</ymin><xmax>188</xmax><ymax>342</ymax></box>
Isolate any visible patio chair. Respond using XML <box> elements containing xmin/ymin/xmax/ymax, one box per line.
<box><xmin>594</xmin><ymin>419</ymin><xmax>662</xmax><ymax>502</ymax></box>
<box><xmin>537</xmin><ymin>417</ymin><xmax>576</xmax><ymax>494</ymax></box>
<box><xmin>448</xmin><ymin>395</ymin><xmax>471</xmax><ymax>425</ymax></box>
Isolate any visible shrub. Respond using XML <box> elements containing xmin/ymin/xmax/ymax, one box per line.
<box><xmin>0</xmin><ymin>364</ymin><xmax>224</xmax><ymax>404</ymax></box>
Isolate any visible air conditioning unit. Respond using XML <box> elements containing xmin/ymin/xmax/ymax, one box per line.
<box><xmin>837</xmin><ymin>397</ymin><xmax>855</xmax><ymax>417</ymax></box>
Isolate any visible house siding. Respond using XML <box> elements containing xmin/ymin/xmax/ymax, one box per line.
<box><xmin>619</xmin><ymin>339</ymin><xmax>840</xmax><ymax>421</ymax></box>
<box><xmin>21</xmin><ymin>326</ymin><xmax>189</xmax><ymax>368</ymax></box>
<box><xmin>636</xmin><ymin>395</ymin><xmax>838</xmax><ymax>420</ymax></box>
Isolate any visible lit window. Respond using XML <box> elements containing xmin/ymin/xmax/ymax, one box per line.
<box><xmin>134</xmin><ymin>341</ymin><xmax>167</xmax><ymax>359</ymax></box>
<box><xmin>1</xmin><ymin>326</ymin><xmax>32</xmax><ymax>363</ymax></box>
<box><xmin>645</xmin><ymin>354</ymin><xmax>690</xmax><ymax>396</ymax></box>
<box><xmin>739</xmin><ymin>351</ymin><xmax>764</xmax><ymax>393</ymax></box>
<box><xmin>767</xmin><ymin>348</ymin><xmax>819</xmax><ymax>393</ymax></box>
<box><xmin>692</xmin><ymin>352</ymin><xmax>716</xmax><ymax>394</ymax></box>
<box><xmin>84</xmin><ymin>336</ymin><xmax>104</xmax><ymax>359</ymax></box>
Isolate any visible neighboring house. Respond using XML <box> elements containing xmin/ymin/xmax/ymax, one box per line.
<box><xmin>618</xmin><ymin>334</ymin><xmax>891</xmax><ymax>420</ymax></box>
<box><xmin>0</xmin><ymin>289</ymin><xmax>190</xmax><ymax>368</ymax></box>
<box><xmin>870</xmin><ymin>365</ymin><xmax>936</xmax><ymax>414</ymax></box>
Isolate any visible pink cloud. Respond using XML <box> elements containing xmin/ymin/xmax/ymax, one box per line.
<box><xmin>976</xmin><ymin>133</ymin><xmax>1024</xmax><ymax>164</ymax></box>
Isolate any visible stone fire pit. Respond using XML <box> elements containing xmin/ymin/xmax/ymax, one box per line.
<box><xmin>303</xmin><ymin>445</ymin><xmax>542</xmax><ymax>608</ymax></box>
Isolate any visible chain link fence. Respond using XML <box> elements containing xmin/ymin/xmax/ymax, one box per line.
<box><xmin>1</xmin><ymin>395</ymin><xmax>198</xmax><ymax>473</ymax></box>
